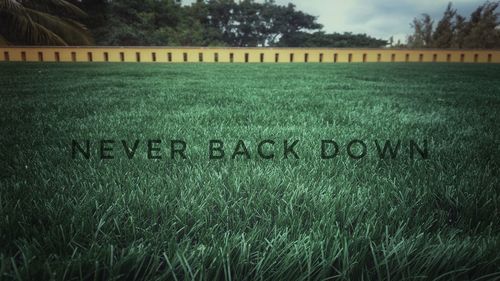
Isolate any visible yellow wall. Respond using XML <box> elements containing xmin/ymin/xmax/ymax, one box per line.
<box><xmin>1</xmin><ymin>47</ymin><xmax>499</xmax><ymax>63</ymax></box>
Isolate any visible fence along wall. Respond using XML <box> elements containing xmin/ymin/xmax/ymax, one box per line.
<box><xmin>1</xmin><ymin>47</ymin><xmax>500</xmax><ymax>63</ymax></box>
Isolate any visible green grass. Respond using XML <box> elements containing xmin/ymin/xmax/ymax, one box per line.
<box><xmin>0</xmin><ymin>62</ymin><xmax>499</xmax><ymax>280</ymax></box>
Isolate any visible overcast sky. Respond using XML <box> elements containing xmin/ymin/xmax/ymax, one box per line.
<box><xmin>184</xmin><ymin>0</ymin><xmax>487</xmax><ymax>42</ymax></box>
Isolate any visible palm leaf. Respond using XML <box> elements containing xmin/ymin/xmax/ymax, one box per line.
<box><xmin>26</xmin><ymin>8</ymin><xmax>93</xmax><ymax>45</ymax></box>
<box><xmin>30</xmin><ymin>21</ymin><xmax>68</xmax><ymax>45</ymax></box>
<box><xmin>24</xmin><ymin>0</ymin><xmax>87</xmax><ymax>18</ymax></box>
<box><xmin>0</xmin><ymin>33</ymin><xmax>10</xmax><ymax>45</ymax></box>
<box><xmin>0</xmin><ymin>0</ymin><xmax>92</xmax><ymax>45</ymax></box>
<box><xmin>6</xmin><ymin>11</ymin><xmax>68</xmax><ymax>45</ymax></box>
<box><xmin>0</xmin><ymin>0</ymin><xmax>22</xmax><ymax>11</ymax></box>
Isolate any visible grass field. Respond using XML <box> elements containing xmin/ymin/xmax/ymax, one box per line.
<box><xmin>0</xmin><ymin>62</ymin><xmax>499</xmax><ymax>280</ymax></box>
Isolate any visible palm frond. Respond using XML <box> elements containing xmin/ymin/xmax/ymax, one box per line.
<box><xmin>0</xmin><ymin>0</ymin><xmax>92</xmax><ymax>45</ymax></box>
<box><xmin>0</xmin><ymin>0</ymin><xmax>22</xmax><ymax>11</ymax></box>
<box><xmin>26</xmin><ymin>8</ymin><xmax>93</xmax><ymax>45</ymax></box>
<box><xmin>6</xmin><ymin>11</ymin><xmax>68</xmax><ymax>45</ymax></box>
<box><xmin>0</xmin><ymin>33</ymin><xmax>10</xmax><ymax>45</ymax></box>
<box><xmin>23</xmin><ymin>0</ymin><xmax>87</xmax><ymax>18</ymax></box>
<box><xmin>31</xmin><ymin>20</ymin><xmax>68</xmax><ymax>45</ymax></box>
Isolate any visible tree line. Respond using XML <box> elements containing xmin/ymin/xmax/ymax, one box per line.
<box><xmin>0</xmin><ymin>0</ymin><xmax>386</xmax><ymax>47</ymax></box>
<box><xmin>80</xmin><ymin>0</ymin><xmax>388</xmax><ymax>47</ymax></box>
<box><xmin>407</xmin><ymin>2</ymin><xmax>500</xmax><ymax>49</ymax></box>
<box><xmin>0</xmin><ymin>0</ymin><xmax>498</xmax><ymax>48</ymax></box>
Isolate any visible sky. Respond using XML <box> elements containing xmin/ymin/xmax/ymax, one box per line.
<box><xmin>183</xmin><ymin>0</ymin><xmax>487</xmax><ymax>42</ymax></box>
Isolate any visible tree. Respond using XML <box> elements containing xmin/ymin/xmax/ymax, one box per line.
<box><xmin>259</xmin><ymin>2</ymin><xmax>322</xmax><ymax>46</ymax></box>
<box><xmin>407</xmin><ymin>1</ymin><xmax>500</xmax><ymax>49</ymax></box>
<box><xmin>186</xmin><ymin>0</ymin><xmax>322</xmax><ymax>47</ymax></box>
<box><xmin>432</xmin><ymin>2</ymin><xmax>456</xmax><ymax>48</ymax></box>
<box><xmin>0</xmin><ymin>0</ymin><xmax>93</xmax><ymax>45</ymax></box>
<box><xmin>462</xmin><ymin>2</ymin><xmax>500</xmax><ymax>48</ymax></box>
<box><xmin>85</xmin><ymin>0</ymin><xmax>196</xmax><ymax>46</ymax></box>
<box><xmin>276</xmin><ymin>31</ymin><xmax>387</xmax><ymax>48</ymax></box>
<box><xmin>407</xmin><ymin>14</ymin><xmax>433</xmax><ymax>48</ymax></box>
<box><xmin>453</xmin><ymin>14</ymin><xmax>467</xmax><ymax>48</ymax></box>
<box><xmin>75</xmin><ymin>0</ymin><xmax>386</xmax><ymax>47</ymax></box>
